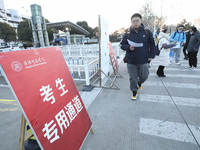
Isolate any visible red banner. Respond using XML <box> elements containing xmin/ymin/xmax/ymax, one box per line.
<box><xmin>0</xmin><ymin>47</ymin><xmax>92</xmax><ymax>150</ymax></box>
<box><xmin>109</xmin><ymin>42</ymin><xmax>118</xmax><ymax>75</ymax></box>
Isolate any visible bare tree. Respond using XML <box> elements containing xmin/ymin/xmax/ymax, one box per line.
<box><xmin>139</xmin><ymin>2</ymin><xmax>154</xmax><ymax>31</ymax></box>
<box><xmin>139</xmin><ymin>2</ymin><xmax>166</xmax><ymax>34</ymax></box>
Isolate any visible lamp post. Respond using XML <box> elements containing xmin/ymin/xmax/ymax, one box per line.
<box><xmin>154</xmin><ymin>16</ymin><xmax>157</xmax><ymax>36</ymax></box>
<box><xmin>161</xmin><ymin>0</ymin><xmax>163</xmax><ymax>17</ymax></box>
<box><xmin>144</xmin><ymin>14</ymin><xmax>157</xmax><ymax>36</ymax></box>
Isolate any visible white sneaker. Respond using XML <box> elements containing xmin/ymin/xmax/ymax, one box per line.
<box><xmin>193</xmin><ymin>67</ymin><xmax>197</xmax><ymax>71</ymax></box>
<box><xmin>176</xmin><ymin>62</ymin><xmax>181</xmax><ymax>65</ymax></box>
<box><xmin>189</xmin><ymin>67</ymin><xmax>194</xmax><ymax>71</ymax></box>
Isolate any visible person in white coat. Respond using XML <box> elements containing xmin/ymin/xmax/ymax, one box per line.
<box><xmin>156</xmin><ymin>29</ymin><xmax>173</xmax><ymax>77</ymax></box>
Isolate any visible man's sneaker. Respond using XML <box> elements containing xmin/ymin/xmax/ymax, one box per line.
<box><xmin>131</xmin><ymin>91</ymin><xmax>138</xmax><ymax>100</ymax></box>
<box><xmin>138</xmin><ymin>83</ymin><xmax>142</xmax><ymax>90</ymax></box>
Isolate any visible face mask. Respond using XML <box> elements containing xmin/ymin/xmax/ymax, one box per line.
<box><xmin>178</xmin><ymin>30</ymin><xmax>182</xmax><ymax>32</ymax></box>
<box><xmin>190</xmin><ymin>32</ymin><xmax>193</xmax><ymax>35</ymax></box>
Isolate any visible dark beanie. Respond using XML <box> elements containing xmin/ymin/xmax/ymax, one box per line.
<box><xmin>191</xmin><ymin>26</ymin><xmax>197</xmax><ymax>32</ymax></box>
<box><xmin>162</xmin><ymin>29</ymin><xmax>168</xmax><ymax>33</ymax></box>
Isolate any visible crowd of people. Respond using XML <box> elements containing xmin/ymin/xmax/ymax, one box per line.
<box><xmin>156</xmin><ymin>25</ymin><xmax>200</xmax><ymax>76</ymax></box>
<box><xmin>120</xmin><ymin>13</ymin><xmax>200</xmax><ymax>100</ymax></box>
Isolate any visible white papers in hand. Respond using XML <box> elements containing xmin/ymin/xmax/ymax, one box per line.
<box><xmin>173</xmin><ymin>42</ymin><xmax>181</xmax><ymax>48</ymax></box>
<box><xmin>127</xmin><ymin>39</ymin><xmax>143</xmax><ymax>47</ymax></box>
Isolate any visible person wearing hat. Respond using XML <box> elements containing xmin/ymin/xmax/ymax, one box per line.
<box><xmin>170</xmin><ymin>25</ymin><xmax>186</xmax><ymax>65</ymax></box>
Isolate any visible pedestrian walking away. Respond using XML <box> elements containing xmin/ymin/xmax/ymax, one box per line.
<box><xmin>170</xmin><ymin>24</ymin><xmax>186</xmax><ymax>65</ymax></box>
<box><xmin>120</xmin><ymin>13</ymin><xmax>157</xmax><ymax>100</ymax></box>
<box><xmin>156</xmin><ymin>29</ymin><xmax>176</xmax><ymax>77</ymax></box>
<box><xmin>187</xmin><ymin>26</ymin><xmax>200</xmax><ymax>70</ymax></box>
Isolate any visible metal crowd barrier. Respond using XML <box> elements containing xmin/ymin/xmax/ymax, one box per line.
<box><xmin>67</xmin><ymin>58</ymin><xmax>99</xmax><ymax>86</ymax></box>
<box><xmin>60</xmin><ymin>43</ymin><xmax>120</xmax><ymax>86</ymax></box>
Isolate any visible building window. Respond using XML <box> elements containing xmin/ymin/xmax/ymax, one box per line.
<box><xmin>7</xmin><ymin>13</ymin><xmax>11</xmax><ymax>17</ymax></box>
<box><xmin>1</xmin><ymin>9</ymin><xmax>5</xmax><ymax>13</ymax></box>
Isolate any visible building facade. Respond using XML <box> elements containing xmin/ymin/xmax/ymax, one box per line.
<box><xmin>0</xmin><ymin>0</ymin><xmax>29</xmax><ymax>43</ymax></box>
<box><xmin>6</xmin><ymin>9</ymin><xmax>29</xmax><ymax>29</ymax></box>
<box><xmin>0</xmin><ymin>0</ymin><xmax>7</xmax><ymax>23</ymax></box>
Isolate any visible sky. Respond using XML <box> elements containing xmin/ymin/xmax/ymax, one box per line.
<box><xmin>3</xmin><ymin>0</ymin><xmax>200</xmax><ymax>33</ymax></box>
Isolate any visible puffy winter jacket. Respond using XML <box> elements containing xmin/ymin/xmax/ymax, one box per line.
<box><xmin>157</xmin><ymin>32</ymin><xmax>171</xmax><ymax>66</ymax></box>
<box><xmin>120</xmin><ymin>25</ymin><xmax>157</xmax><ymax>64</ymax></box>
<box><xmin>187</xmin><ymin>30</ymin><xmax>200</xmax><ymax>52</ymax></box>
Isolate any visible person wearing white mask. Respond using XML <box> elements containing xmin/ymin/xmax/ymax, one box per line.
<box><xmin>157</xmin><ymin>29</ymin><xmax>176</xmax><ymax>77</ymax></box>
<box><xmin>170</xmin><ymin>25</ymin><xmax>186</xmax><ymax>65</ymax></box>
<box><xmin>187</xmin><ymin>26</ymin><xmax>200</xmax><ymax>70</ymax></box>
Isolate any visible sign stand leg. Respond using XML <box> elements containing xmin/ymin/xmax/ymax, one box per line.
<box><xmin>19</xmin><ymin>114</ymin><xmax>26</xmax><ymax>150</ymax></box>
<box><xmin>19</xmin><ymin>114</ymin><xmax>35</xmax><ymax>150</ymax></box>
<box><xmin>90</xmin><ymin>128</ymin><xmax>94</xmax><ymax>134</ymax></box>
<box><xmin>100</xmin><ymin>69</ymin><xmax>120</xmax><ymax>89</ymax></box>
<box><xmin>91</xmin><ymin>69</ymin><xmax>120</xmax><ymax>89</ymax></box>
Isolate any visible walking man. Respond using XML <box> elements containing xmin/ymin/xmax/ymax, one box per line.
<box><xmin>187</xmin><ymin>26</ymin><xmax>200</xmax><ymax>70</ymax></box>
<box><xmin>170</xmin><ymin>25</ymin><xmax>186</xmax><ymax>65</ymax></box>
<box><xmin>120</xmin><ymin>13</ymin><xmax>157</xmax><ymax>100</ymax></box>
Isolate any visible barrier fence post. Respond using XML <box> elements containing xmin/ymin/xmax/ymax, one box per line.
<box><xmin>85</xmin><ymin>61</ymin><xmax>90</xmax><ymax>86</ymax></box>
<box><xmin>82</xmin><ymin>61</ymin><xmax>94</xmax><ymax>91</ymax></box>
<box><xmin>80</xmin><ymin>47</ymin><xmax>82</xmax><ymax>57</ymax></box>
<box><xmin>68</xmin><ymin>47</ymin><xmax>71</xmax><ymax>57</ymax></box>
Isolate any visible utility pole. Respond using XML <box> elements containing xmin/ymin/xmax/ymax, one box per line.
<box><xmin>161</xmin><ymin>0</ymin><xmax>163</xmax><ymax>17</ymax></box>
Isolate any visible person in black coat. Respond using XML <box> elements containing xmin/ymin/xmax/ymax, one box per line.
<box><xmin>182</xmin><ymin>31</ymin><xmax>191</xmax><ymax>60</ymax></box>
<box><xmin>187</xmin><ymin>26</ymin><xmax>200</xmax><ymax>70</ymax></box>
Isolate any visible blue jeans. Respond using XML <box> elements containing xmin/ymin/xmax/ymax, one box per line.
<box><xmin>172</xmin><ymin>48</ymin><xmax>181</xmax><ymax>63</ymax></box>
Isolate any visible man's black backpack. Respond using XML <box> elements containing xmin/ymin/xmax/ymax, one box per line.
<box><xmin>123</xmin><ymin>29</ymin><xmax>150</xmax><ymax>63</ymax></box>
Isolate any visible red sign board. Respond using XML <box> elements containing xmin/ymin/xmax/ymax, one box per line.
<box><xmin>109</xmin><ymin>42</ymin><xmax>119</xmax><ymax>75</ymax></box>
<box><xmin>0</xmin><ymin>47</ymin><xmax>92</xmax><ymax>150</ymax></box>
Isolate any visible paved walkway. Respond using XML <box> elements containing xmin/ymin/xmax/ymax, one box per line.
<box><xmin>0</xmin><ymin>52</ymin><xmax>200</xmax><ymax>150</ymax></box>
<box><xmin>81</xmin><ymin>53</ymin><xmax>200</xmax><ymax>150</ymax></box>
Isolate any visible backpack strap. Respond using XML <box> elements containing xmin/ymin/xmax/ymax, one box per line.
<box><xmin>144</xmin><ymin>29</ymin><xmax>150</xmax><ymax>44</ymax></box>
<box><xmin>182</xmin><ymin>32</ymin><xmax>185</xmax><ymax>41</ymax></box>
<box><xmin>126</xmin><ymin>31</ymin><xmax>130</xmax><ymax>39</ymax></box>
<box><xmin>172</xmin><ymin>31</ymin><xmax>177</xmax><ymax>39</ymax></box>
<box><xmin>144</xmin><ymin>29</ymin><xmax>149</xmax><ymax>37</ymax></box>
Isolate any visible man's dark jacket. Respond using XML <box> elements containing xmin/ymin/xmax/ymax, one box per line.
<box><xmin>184</xmin><ymin>31</ymin><xmax>191</xmax><ymax>48</ymax></box>
<box><xmin>120</xmin><ymin>25</ymin><xmax>157</xmax><ymax>64</ymax></box>
<box><xmin>187</xmin><ymin>30</ymin><xmax>200</xmax><ymax>52</ymax></box>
